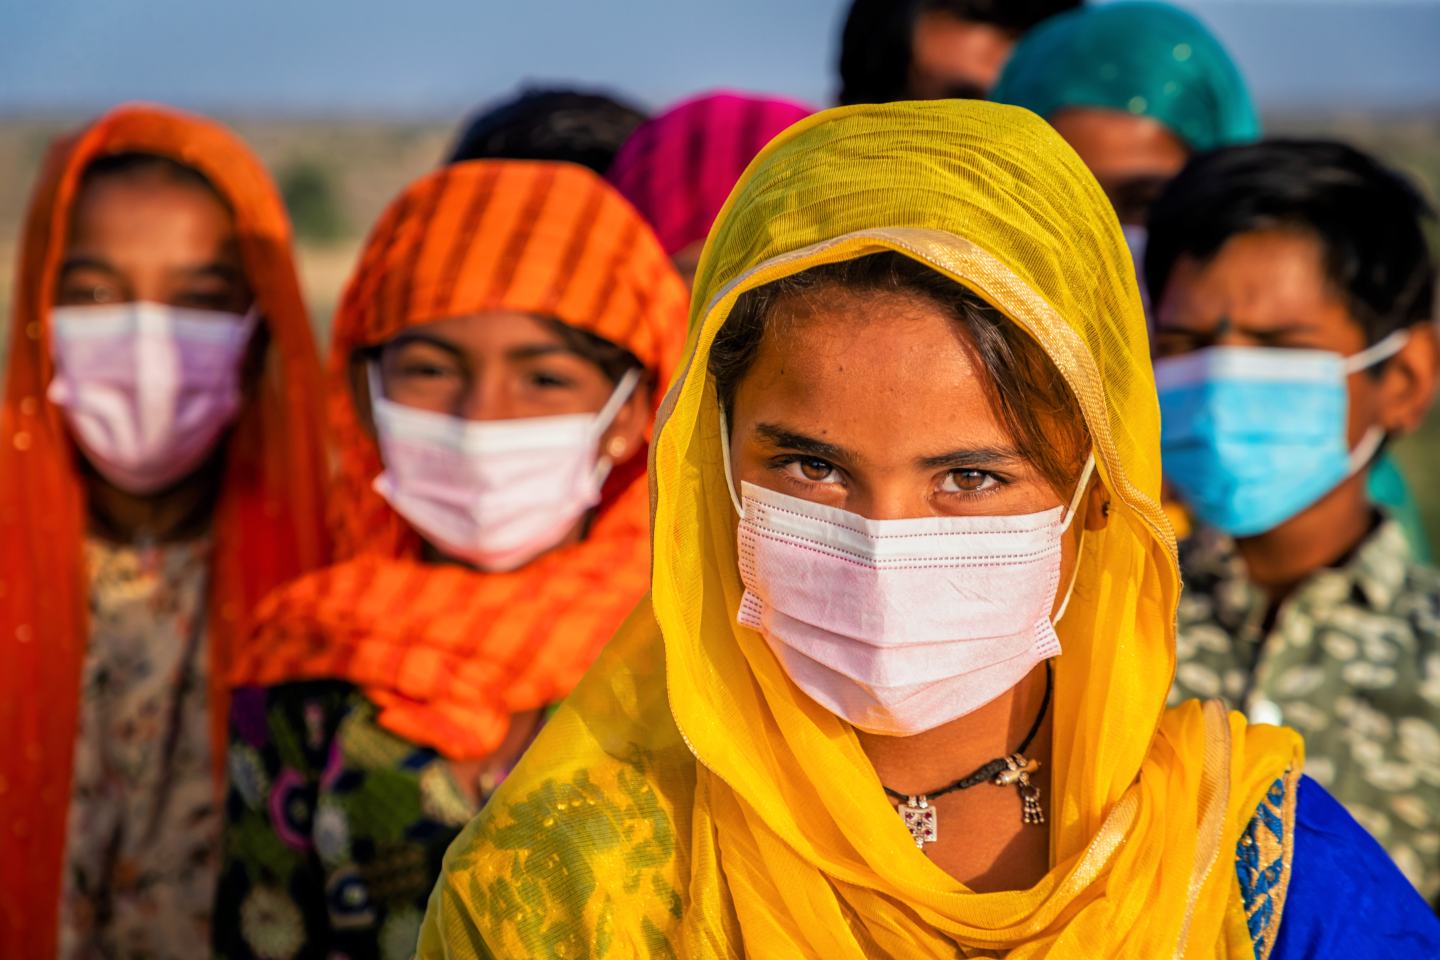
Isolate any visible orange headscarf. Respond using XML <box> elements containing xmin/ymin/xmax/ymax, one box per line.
<box><xmin>0</xmin><ymin>104</ymin><xmax>329</xmax><ymax>957</ymax></box>
<box><xmin>230</xmin><ymin>161</ymin><xmax>688</xmax><ymax>761</ymax></box>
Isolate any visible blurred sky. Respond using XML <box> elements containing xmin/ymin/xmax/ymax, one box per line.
<box><xmin>2</xmin><ymin>0</ymin><xmax>1438</xmax><ymax>116</ymax></box>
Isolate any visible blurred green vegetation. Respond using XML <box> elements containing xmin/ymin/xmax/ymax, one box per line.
<box><xmin>278</xmin><ymin>158</ymin><xmax>347</xmax><ymax>244</ymax></box>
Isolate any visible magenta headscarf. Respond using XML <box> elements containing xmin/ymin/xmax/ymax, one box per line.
<box><xmin>607</xmin><ymin>91</ymin><xmax>814</xmax><ymax>256</ymax></box>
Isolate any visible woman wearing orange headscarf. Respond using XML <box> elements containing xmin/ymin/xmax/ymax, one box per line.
<box><xmin>214</xmin><ymin>160</ymin><xmax>686</xmax><ymax>957</ymax></box>
<box><xmin>0</xmin><ymin>105</ymin><xmax>328</xmax><ymax>959</ymax></box>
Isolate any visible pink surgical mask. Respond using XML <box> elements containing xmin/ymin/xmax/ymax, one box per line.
<box><xmin>725</xmin><ymin>427</ymin><xmax>1094</xmax><ymax>736</ymax></box>
<box><xmin>47</xmin><ymin>301</ymin><xmax>257</xmax><ymax>495</ymax></box>
<box><xmin>370</xmin><ymin>366</ymin><xmax>640</xmax><ymax>572</ymax></box>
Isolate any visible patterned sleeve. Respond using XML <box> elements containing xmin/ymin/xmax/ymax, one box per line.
<box><xmin>213</xmin><ymin>682</ymin><xmax>347</xmax><ymax>959</ymax></box>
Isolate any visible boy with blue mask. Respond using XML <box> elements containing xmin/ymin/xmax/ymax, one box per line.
<box><xmin>1148</xmin><ymin>139</ymin><xmax>1440</xmax><ymax>902</ymax></box>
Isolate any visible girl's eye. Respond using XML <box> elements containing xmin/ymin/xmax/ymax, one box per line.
<box><xmin>785</xmin><ymin>458</ymin><xmax>841</xmax><ymax>485</ymax></box>
<box><xmin>942</xmin><ymin>469</ymin><xmax>997</xmax><ymax>494</ymax></box>
<box><xmin>397</xmin><ymin>362</ymin><xmax>455</xmax><ymax>380</ymax></box>
<box><xmin>174</xmin><ymin>290</ymin><xmax>241</xmax><ymax>312</ymax></box>
<box><xmin>528</xmin><ymin>370</ymin><xmax>576</xmax><ymax>389</ymax></box>
<box><xmin>60</xmin><ymin>283</ymin><xmax>122</xmax><ymax>305</ymax></box>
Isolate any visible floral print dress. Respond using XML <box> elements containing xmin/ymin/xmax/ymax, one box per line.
<box><xmin>214</xmin><ymin>682</ymin><xmax>501</xmax><ymax>960</ymax></box>
<box><xmin>59</xmin><ymin>536</ymin><xmax>219</xmax><ymax>959</ymax></box>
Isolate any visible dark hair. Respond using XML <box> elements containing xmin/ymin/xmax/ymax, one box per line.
<box><xmin>80</xmin><ymin>151</ymin><xmax>227</xmax><ymax>206</ymax></box>
<box><xmin>836</xmin><ymin>0</ymin><xmax>1081</xmax><ymax>104</ymax></box>
<box><xmin>542</xmin><ymin>317</ymin><xmax>646</xmax><ymax>388</ymax></box>
<box><xmin>1145</xmin><ymin>139</ymin><xmax>1437</xmax><ymax>344</ymax></box>
<box><xmin>366</xmin><ymin>316</ymin><xmax>644</xmax><ymax>388</ymax></box>
<box><xmin>446</xmin><ymin>87</ymin><xmax>647</xmax><ymax>173</ymax></box>
<box><xmin>710</xmin><ymin>252</ymin><xmax>1089</xmax><ymax>495</ymax></box>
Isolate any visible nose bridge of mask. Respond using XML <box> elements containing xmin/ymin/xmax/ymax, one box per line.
<box><xmin>369</xmin><ymin>362</ymin><xmax>641</xmax><ymax>487</ymax></box>
<box><xmin>370</xmin><ymin>359</ymin><xmax>638</xmax><ymax>425</ymax></box>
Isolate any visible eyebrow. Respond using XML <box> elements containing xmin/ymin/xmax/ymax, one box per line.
<box><xmin>383</xmin><ymin>331</ymin><xmax>466</xmax><ymax>362</ymax></box>
<box><xmin>754</xmin><ymin>423</ymin><xmax>854</xmax><ymax>464</ymax></box>
<box><xmin>175</xmin><ymin>262</ymin><xmax>246</xmax><ymax>285</ymax></box>
<box><xmin>57</xmin><ymin>255</ymin><xmax>118</xmax><ymax>277</ymax></box>
<box><xmin>1161</xmin><ymin>315</ymin><xmax>1322</xmax><ymax>337</ymax></box>
<box><xmin>916</xmin><ymin>446</ymin><xmax>1024</xmax><ymax>470</ymax></box>
<box><xmin>507</xmin><ymin>343</ymin><xmax>580</xmax><ymax>362</ymax></box>
<box><xmin>57</xmin><ymin>256</ymin><xmax>245</xmax><ymax>287</ymax></box>
<box><xmin>383</xmin><ymin>336</ymin><xmax>584</xmax><ymax>365</ymax></box>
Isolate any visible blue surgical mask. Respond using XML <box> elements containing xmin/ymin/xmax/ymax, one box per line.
<box><xmin>1155</xmin><ymin>331</ymin><xmax>1408</xmax><ymax>537</ymax></box>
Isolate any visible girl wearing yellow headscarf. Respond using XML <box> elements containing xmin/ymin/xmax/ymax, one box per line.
<box><xmin>417</xmin><ymin>101</ymin><xmax>1438</xmax><ymax>958</ymax></box>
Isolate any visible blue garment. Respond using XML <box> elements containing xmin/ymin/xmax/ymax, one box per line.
<box><xmin>1272</xmin><ymin>776</ymin><xmax>1439</xmax><ymax>959</ymax></box>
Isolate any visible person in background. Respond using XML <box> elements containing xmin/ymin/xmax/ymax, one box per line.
<box><xmin>445</xmin><ymin>86</ymin><xmax>646</xmax><ymax>172</ymax></box>
<box><xmin>992</xmin><ymin>0</ymin><xmax>1430</xmax><ymax>557</ymax></box>
<box><xmin>991</xmin><ymin>1</ymin><xmax>1256</xmax><ymax>231</ymax></box>
<box><xmin>213</xmin><ymin>160</ymin><xmax>686</xmax><ymax>958</ymax></box>
<box><xmin>606</xmin><ymin>90</ymin><xmax>813</xmax><ymax>286</ymax></box>
<box><xmin>836</xmin><ymin>0</ymin><xmax>1079</xmax><ymax>105</ymax></box>
<box><xmin>1150</xmin><ymin>139</ymin><xmax>1440</xmax><ymax>903</ymax></box>
<box><xmin>0</xmin><ymin>104</ymin><xmax>330</xmax><ymax>959</ymax></box>
<box><xmin>419</xmin><ymin>102</ymin><xmax>1438</xmax><ymax>959</ymax></box>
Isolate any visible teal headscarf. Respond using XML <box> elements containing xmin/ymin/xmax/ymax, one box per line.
<box><xmin>991</xmin><ymin>1</ymin><xmax>1259</xmax><ymax>152</ymax></box>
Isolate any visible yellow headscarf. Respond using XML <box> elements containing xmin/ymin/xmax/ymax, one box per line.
<box><xmin>420</xmin><ymin>100</ymin><xmax>1302</xmax><ymax>958</ymax></box>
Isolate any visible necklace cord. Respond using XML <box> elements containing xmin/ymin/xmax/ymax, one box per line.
<box><xmin>882</xmin><ymin>660</ymin><xmax>1053</xmax><ymax>802</ymax></box>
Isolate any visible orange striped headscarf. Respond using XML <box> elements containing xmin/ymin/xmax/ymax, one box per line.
<box><xmin>0</xmin><ymin>104</ymin><xmax>330</xmax><ymax>958</ymax></box>
<box><xmin>231</xmin><ymin>160</ymin><xmax>688</xmax><ymax>760</ymax></box>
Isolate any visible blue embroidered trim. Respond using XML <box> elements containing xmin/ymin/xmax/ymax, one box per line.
<box><xmin>1236</xmin><ymin>777</ymin><xmax>1290</xmax><ymax>960</ymax></box>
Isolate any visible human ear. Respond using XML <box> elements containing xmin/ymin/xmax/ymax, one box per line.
<box><xmin>599</xmin><ymin>374</ymin><xmax>653</xmax><ymax>464</ymax></box>
<box><xmin>1376</xmin><ymin>323</ymin><xmax>1439</xmax><ymax>434</ymax></box>
<box><xmin>349</xmin><ymin>352</ymin><xmax>378</xmax><ymax>441</ymax></box>
<box><xmin>1083</xmin><ymin>475</ymin><xmax>1111</xmax><ymax>533</ymax></box>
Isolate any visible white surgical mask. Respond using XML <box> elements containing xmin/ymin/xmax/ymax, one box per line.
<box><xmin>47</xmin><ymin>301</ymin><xmax>257</xmax><ymax>495</ymax></box>
<box><xmin>723</xmin><ymin>415</ymin><xmax>1093</xmax><ymax>736</ymax></box>
<box><xmin>720</xmin><ymin>414</ymin><xmax>1088</xmax><ymax>736</ymax></box>
<box><xmin>370</xmin><ymin>366</ymin><xmax>640</xmax><ymax>572</ymax></box>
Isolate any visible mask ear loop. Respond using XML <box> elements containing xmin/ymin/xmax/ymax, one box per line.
<box><xmin>1342</xmin><ymin>329</ymin><xmax>1411</xmax><ymax>477</ymax></box>
<box><xmin>1054</xmin><ymin>452</ymin><xmax>1098</xmax><ymax>625</ymax></box>
<box><xmin>590</xmin><ymin>367</ymin><xmax>644</xmax><ymax>486</ymax></box>
<box><xmin>718</xmin><ymin>405</ymin><xmax>745</xmax><ymax>518</ymax></box>
<box><xmin>1343</xmin><ymin>329</ymin><xmax>1410</xmax><ymax>374</ymax></box>
<box><xmin>1059</xmin><ymin>453</ymin><xmax>1096</xmax><ymax>534</ymax></box>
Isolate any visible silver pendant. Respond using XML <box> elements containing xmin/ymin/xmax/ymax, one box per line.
<box><xmin>993</xmin><ymin>754</ymin><xmax>1045</xmax><ymax>826</ymax></box>
<box><xmin>896</xmin><ymin>794</ymin><xmax>937</xmax><ymax>847</ymax></box>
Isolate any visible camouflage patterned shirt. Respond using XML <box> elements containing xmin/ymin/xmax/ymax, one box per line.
<box><xmin>1170</xmin><ymin>518</ymin><xmax>1440</xmax><ymax>903</ymax></box>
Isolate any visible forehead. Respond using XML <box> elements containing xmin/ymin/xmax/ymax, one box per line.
<box><xmin>735</xmin><ymin>285</ymin><xmax>1014</xmax><ymax>444</ymax></box>
<box><xmin>1048</xmin><ymin>107</ymin><xmax>1189</xmax><ymax>180</ymax></box>
<box><xmin>65</xmin><ymin>171</ymin><xmax>236</xmax><ymax>256</ymax></box>
<box><xmin>1158</xmin><ymin>229</ymin><xmax>1349</xmax><ymax>326</ymax></box>
<box><xmin>911</xmin><ymin>12</ymin><xmax>1014</xmax><ymax>67</ymax></box>
<box><xmin>384</xmin><ymin>310</ymin><xmax>566</xmax><ymax>351</ymax></box>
